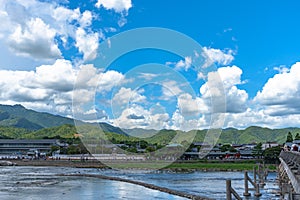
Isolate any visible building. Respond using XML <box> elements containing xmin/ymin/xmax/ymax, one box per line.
<box><xmin>262</xmin><ymin>142</ymin><xmax>279</xmax><ymax>150</ymax></box>
<box><xmin>293</xmin><ymin>140</ymin><xmax>300</xmax><ymax>145</ymax></box>
<box><xmin>0</xmin><ymin>139</ymin><xmax>58</xmax><ymax>155</ymax></box>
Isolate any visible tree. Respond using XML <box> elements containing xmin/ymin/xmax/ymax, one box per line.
<box><xmin>50</xmin><ymin>145</ymin><xmax>60</xmax><ymax>153</ymax></box>
<box><xmin>286</xmin><ymin>132</ymin><xmax>294</xmax><ymax>142</ymax></box>
<box><xmin>146</xmin><ymin>146</ymin><xmax>155</xmax><ymax>152</ymax></box>
<box><xmin>263</xmin><ymin>146</ymin><xmax>281</xmax><ymax>164</ymax></box>
<box><xmin>253</xmin><ymin>142</ymin><xmax>263</xmax><ymax>158</ymax></box>
<box><xmin>220</xmin><ymin>144</ymin><xmax>231</xmax><ymax>152</ymax></box>
<box><xmin>220</xmin><ymin>144</ymin><xmax>237</xmax><ymax>152</ymax></box>
<box><xmin>295</xmin><ymin>133</ymin><xmax>300</xmax><ymax>140</ymax></box>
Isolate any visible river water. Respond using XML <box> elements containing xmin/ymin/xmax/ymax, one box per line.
<box><xmin>0</xmin><ymin>166</ymin><xmax>280</xmax><ymax>200</ymax></box>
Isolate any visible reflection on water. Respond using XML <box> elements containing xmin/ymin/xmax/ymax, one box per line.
<box><xmin>0</xmin><ymin>166</ymin><xmax>280</xmax><ymax>200</ymax></box>
<box><xmin>100</xmin><ymin>169</ymin><xmax>280</xmax><ymax>199</ymax></box>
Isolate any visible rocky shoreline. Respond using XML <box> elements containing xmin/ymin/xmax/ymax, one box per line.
<box><xmin>0</xmin><ymin>160</ymin><xmax>16</xmax><ymax>166</ymax></box>
<box><xmin>11</xmin><ymin>159</ymin><xmax>108</xmax><ymax>168</ymax></box>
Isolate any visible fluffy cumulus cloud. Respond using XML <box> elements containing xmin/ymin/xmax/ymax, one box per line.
<box><xmin>97</xmin><ymin>70</ymin><xmax>126</xmax><ymax>92</ymax></box>
<box><xmin>200</xmin><ymin>66</ymin><xmax>248</xmax><ymax>113</ymax></box>
<box><xmin>29</xmin><ymin>59</ymin><xmax>75</xmax><ymax>91</ymax></box>
<box><xmin>167</xmin><ymin>47</ymin><xmax>235</xmax><ymax>76</ymax></box>
<box><xmin>112</xmin><ymin>87</ymin><xmax>147</xmax><ymax>114</ymax></box>
<box><xmin>0</xmin><ymin>0</ymin><xmax>123</xmax><ymax>62</ymax></box>
<box><xmin>95</xmin><ymin>0</ymin><xmax>132</xmax><ymax>13</ymax></box>
<box><xmin>75</xmin><ymin>28</ymin><xmax>99</xmax><ymax>61</ymax></box>
<box><xmin>223</xmin><ymin>108</ymin><xmax>300</xmax><ymax>129</ymax></box>
<box><xmin>113</xmin><ymin>104</ymin><xmax>170</xmax><ymax>130</ymax></box>
<box><xmin>112</xmin><ymin>87</ymin><xmax>146</xmax><ymax>106</ymax></box>
<box><xmin>177</xmin><ymin>93</ymin><xmax>208</xmax><ymax>116</ymax></box>
<box><xmin>169</xmin><ymin>109</ymin><xmax>207</xmax><ymax>131</ymax></box>
<box><xmin>160</xmin><ymin>65</ymin><xmax>247</xmax><ymax>130</ymax></box>
<box><xmin>254</xmin><ymin>62</ymin><xmax>300</xmax><ymax>116</ymax></box>
<box><xmin>0</xmin><ymin>59</ymin><xmax>126</xmax><ymax>116</ymax></box>
<box><xmin>219</xmin><ymin>62</ymin><xmax>300</xmax><ymax>129</ymax></box>
<box><xmin>3</xmin><ymin>0</ymin><xmax>300</xmax><ymax>131</ymax></box>
<box><xmin>0</xmin><ymin>60</ymin><xmax>74</xmax><ymax>114</ymax></box>
<box><xmin>95</xmin><ymin>0</ymin><xmax>132</xmax><ymax>27</ymax></box>
<box><xmin>8</xmin><ymin>17</ymin><xmax>61</xmax><ymax>59</ymax></box>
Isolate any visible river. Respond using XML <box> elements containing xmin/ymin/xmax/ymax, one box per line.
<box><xmin>0</xmin><ymin>166</ymin><xmax>280</xmax><ymax>200</ymax></box>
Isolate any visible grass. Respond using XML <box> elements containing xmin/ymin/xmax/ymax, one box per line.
<box><xmin>98</xmin><ymin>160</ymin><xmax>277</xmax><ymax>171</ymax></box>
<box><xmin>168</xmin><ymin>160</ymin><xmax>277</xmax><ymax>171</ymax></box>
<box><xmin>168</xmin><ymin>162</ymin><xmax>255</xmax><ymax>171</ymax></box>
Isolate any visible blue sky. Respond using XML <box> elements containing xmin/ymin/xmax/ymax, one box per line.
<box><xmin>1</xmin><ymin>0</ymin><xmax>300</xmax><ymax>130</ymax></box>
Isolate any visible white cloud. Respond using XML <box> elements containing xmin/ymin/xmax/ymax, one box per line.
<box><xmin>254</xmin><ymin>62</ymin><xmax>300</xmax><ymax>116</ymax></box>
<box><xmin>95</xmin><ymin>0</ymin><xmax>132</xmax><ymax>13</ymax></box>
<box><xmin>75</xmin><ymin>28</ymin><xmax>99</xmax><ymax>61</ymax></box>
<box><xmin>161</xmin><ymin>80</ymin><xmax>184</xmax><ymax>100</ymax></box>
<box><xmin>0</xmin><ymin>0</ymin><xmax>134</xmax><ymax>65</ymax></box>
<box><xmin>167</xmin><ymin>56</ymin><xmax>193</xmax><ymax>71</ymax></box>
<box><xmin>113</xmin><ymin>104</ymin><xmax>170</xmax><ymax>130</ymax></box>
<box><xmin>0</xmin><ymin>0</ymin><xmax>101</xmax><ymax>62</ymax></box>
<box><xmin>177</xmin><ymin>93</ymin><xmax>208</xmax><ymax>116</ymax></box>
<box><xmin>8</xmin><ymin>18</ymin><xmax>62</xmax><ymax>60</ymax></box>
<box><xmin>52</xmin><ymin>6</ymin><xmax>78</xmax><ymax>22</ymax></box>
<box><xmin>75</xmin><ymin>64</ymin><xmax>104</xmax><ymax>89</ymax></box>
<box><xmin>112</xmin><ymin>87</ymin><xmax>146</xmax><ymax>106</ymax></box>
<box><xmin>174</xmin><ymin>56</ymin><xmax>192</xmax><ymax>71</ymax></box>
<box><xmin>4</xmin><ymin>58</ymin><xmax>300</xmax><ymax>130</ymax></box>
<box><xmin>97</xmin><ymin>70</ymin><xmax>126</xmax><ymax>92</ymax></box>
<box><xmin>0</xmin><ymin>59</ymin><xmax>78</xmax><ymax>115</ymax></box>
<box><xmin>104</xmin><ymin>27</ymin><xmax>117</xmax><ymax>33</ymax></box>
<box><xmin>117</xmin><ymin>16</ymin><xmax>127</xmax><ymax>27</ymax></box>
<box><xmin>202</xmin><ymin>47</ymin><xmax>235</xmax><ymax>68</ymax></box>
<box><xmin>79</xmin><ymin>10</ymin><xmax>93</xmax><ymax>28</ymax></box>
<box><xmin>222</xmin><ymin>108</ymin><xmax>300</xmax><ymax>129</ymax></box>
<box><xmin>167</xmin><ymin>47</ymin><xmax>234</xmax><ymax>73</ymax></box>
<box><xmin>138</xmin><ymin>72</ymin><xmax>159</xmax><ymax>81</ymax></box>
<box><xmin>0</xmin><ymin>59</ymin><xmax>127</xmax><ymax>117</ymax></box>
<box><xmin>169</xmin><ymin>109</ymin><xmax>207</xmax><ymax>131</ymax></box>
<box><xmin>219</xmin><ymin>62</ymin><xmax>300</xmax><ymax>129</ymax></box>
<box><xmin>29</xmin><ymin>59</ymin><xmax>75</xmax><ymax>91</ymax></box>
<box><xmin>273</xmin><ymin>65</ymin><xmax>289</xmax><ymax>74</ymax></box>
<box><xmin>200</xmin><ymin>66</ymin><xmax>248</xmax><ymax>113</ymax></box>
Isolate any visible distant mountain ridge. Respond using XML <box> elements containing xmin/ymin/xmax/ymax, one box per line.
<box><xmin>0</xmin><ymin>104</ymin><xmax>127</xmax><ymax>135</ymax></box>
<box><xmin>0</xmin><ymin>104</ymin><xmax>74</xmax><ymax>130</ymax></box>
<box><xmin>0</xmin><ymin>104</ymin><xmax>298</xmax><ymax>144</ymax></box>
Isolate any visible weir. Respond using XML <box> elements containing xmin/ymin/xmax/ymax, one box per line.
<box><xmin>278</xmin><ymin>151</ymin><xmax>300</xmax><ymax>199</ymax></box>
<box><xmin>59</xmin><ymin>173</ymin><xmax>211</xmax><ymax>200</ymax></box>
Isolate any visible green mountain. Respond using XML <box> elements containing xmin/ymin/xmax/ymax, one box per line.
<box><xmin>0</xmin><ymin>104</ymin><xmax>299</xmax><ymax>144</ymax></box>
<box><xmin>0</xmin><ymin>126</ymin><xmax>31</xmax><ymax>139</ymax></box>
<box><xmin>0</xmin><ymin>104</ymin><xmax>128</xmax><ymax>138</ymax></box>
<box><xmin>23</xmin><ymin>124</ymin><xmax>77</xmax><ymax>139</ymax></box>
<box><xmin>0</xmin><ymin>104</ymin><xmax>74</xmax><ymax>130</ymax></box>
<box><xmin>0</xmin><ymin>123</ymin><xmax>298</xmax><ymax>145</ymax></box>
<box><xmin>192</xmin><ymin>126</ymin><xmax>300</xmax><ymax>144</ymax></box>
<box><xmin>99</xmin><ymin>123</ymin><xmax>127</xmax><ymax>136</ymax></box>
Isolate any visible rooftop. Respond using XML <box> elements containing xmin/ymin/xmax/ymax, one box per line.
<box><xmin>0</xmin><ymin>139</ymin><xmax>58</xmax><ymax>144</ymax></box>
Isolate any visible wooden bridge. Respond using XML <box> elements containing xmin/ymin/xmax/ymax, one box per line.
<box><xmin>279</xmin><ymin>151</ymin><xmax>300</xmax><ymax>199</ymax></box>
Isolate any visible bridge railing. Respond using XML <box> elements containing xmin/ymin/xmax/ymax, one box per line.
<box><xmin>280</xmin><ymin>151</ymin><xmax>300</xmax><ymax>174</ymax></box>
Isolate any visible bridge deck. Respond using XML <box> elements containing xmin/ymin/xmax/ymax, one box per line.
<box><xmin>279</xmin><ymin>151</ymin><xmax>300</xmax><ymax>194</ymax></box>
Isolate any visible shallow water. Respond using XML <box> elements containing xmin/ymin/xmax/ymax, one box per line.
<box><xmin>100</xmin><ymin>169</ymin><xmax>281</xmax><ymax>199</ymax></box>
<box><xmin>0</xmin><ymin>166</ymin><xmax>280</xmax><ymax>200</ymax></box>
